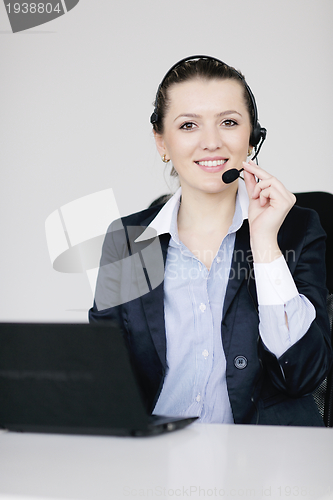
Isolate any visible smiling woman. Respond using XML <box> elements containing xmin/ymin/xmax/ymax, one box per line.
<box><xmin>154</xmin><ymin>78</ymin><xmax>251</xmax><ymax>204</ymax></box>
<box><xmin>89</xmin><ymin>56</ymin><xmax>332</xmax><ymax>426</ymax></box>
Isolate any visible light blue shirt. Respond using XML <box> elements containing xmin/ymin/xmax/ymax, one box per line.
<box><xmin>143</xmin><ymin>184</ymin><xmax>316</xmax><ymax>423</ymax></box>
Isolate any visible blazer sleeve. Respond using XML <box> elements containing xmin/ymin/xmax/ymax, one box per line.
<box><xmin>89</xmin><ymin>218</ymin><xmax>129</xmax><ymax>328</ymax></box>
<box><xmin>258</xmin><ymin>207</ymin><xmax>332</xmax><ymax>397</ymax></box>
<box><xmin>89</xmin><ymin>205</ymin><xmax>164</xmax><ymax>327</ymax></box>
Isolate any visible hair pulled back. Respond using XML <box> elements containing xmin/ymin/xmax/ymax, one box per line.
<box><xmin>152</xmin><ymin>58</ymin><xmax>255</xmax><ymax>135</ymax></box>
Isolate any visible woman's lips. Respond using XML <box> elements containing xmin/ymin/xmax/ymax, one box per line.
<box><xmin>195</xmin><ymin>159</ymin><xmax>228</xmax><ymax>172</ymax></box>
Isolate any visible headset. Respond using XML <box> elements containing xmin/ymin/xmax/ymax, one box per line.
<box><xmin>150</xmin><ymin>55</ymin><xmax>267</xmax><ymax>162</ymax></box>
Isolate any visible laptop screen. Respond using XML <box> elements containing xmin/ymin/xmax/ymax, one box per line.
<box><xmin>0</xmin><ymin>322</ymin><xmax>150</xmax><ymax>434</ymax></box>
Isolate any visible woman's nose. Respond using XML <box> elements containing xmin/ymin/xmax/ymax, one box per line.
<box><xmin>200</xmin><ymin>126</ymin><xmax>222</xmax><ymax>151</ymax></box>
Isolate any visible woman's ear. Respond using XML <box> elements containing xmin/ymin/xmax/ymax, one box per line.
<box><xmin>154</xmin><ymin>131</ymin><xmax>167</xmax><ymax>158</ymax></box>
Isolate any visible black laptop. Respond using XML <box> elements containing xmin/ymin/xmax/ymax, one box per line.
<box><xmin>0</xmin><ymin>322</ymin><xmax>197</xmax><ymax>436</ymax></box>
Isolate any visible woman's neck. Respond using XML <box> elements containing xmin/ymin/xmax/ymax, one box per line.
<box><xmin>177</xmin><ymin>182</ymin><xmax>238</xmax><ymax>234</ymax></box>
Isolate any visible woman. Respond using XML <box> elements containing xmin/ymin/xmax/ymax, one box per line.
<box><xmin>89</xmin><ymin>56</ymin><xmax>332</xmax><ymax>425</ymax></box>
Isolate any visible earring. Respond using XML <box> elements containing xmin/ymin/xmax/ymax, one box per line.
<box><xmin>161</xmin><ymin>154</ymin><xmax>170</xmax><ymax>163</ymax></box>
<box><xmin>248</xmin><ymin>147</ymin><xmax>253</xmax><ymax>156</ymax></box>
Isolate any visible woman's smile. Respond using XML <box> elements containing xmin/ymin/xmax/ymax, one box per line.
<box><xmin>195</xmin><ymin>158</ymin><xmax>228</xmax><ymax>172</ymax></box>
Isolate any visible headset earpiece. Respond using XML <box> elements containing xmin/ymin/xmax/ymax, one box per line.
<box><xmin>250</xmin><ymin>122</ymin><xmax>263</xmax><ymax>147</ymax></box>
<box><xmin>251</xmin><ymin>127</ymin><xmax>267</xmax><ymax>162</ymax></box>
<box><xmin>150</xmin><ymin>111</ymin><xmax>158</xmax><ymax>125</ymax></box>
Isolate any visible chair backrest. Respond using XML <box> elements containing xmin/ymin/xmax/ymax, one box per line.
<box><xmin>295</xmin><ymin>191</ymin><xmax>333</xmax><ymax>427</ymax></box>
<box><xmin>294</xmin><ymin>191</ymin><xmax>333</xmax><ymax>294</ymax></box>
<box><xmin>324</xmin><ymin>294</ymin><xmax>333</xmax><ymax>426</ymax></box>
<box><xmin>148</xmin><ymin>194</ymin><xmax>172</xmax><ymax>208</ymax></box>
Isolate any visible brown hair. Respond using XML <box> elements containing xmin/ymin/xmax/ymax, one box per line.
<box><xmin>152</xmin><ymin>58</ymin><xmax>255</xmax><ymax>135</ymax></box>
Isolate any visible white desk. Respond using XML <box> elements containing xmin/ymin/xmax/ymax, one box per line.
<box><xmin>0</xmin><ymin>424</ymin><xmax>332</xmax><ymax>500</ymax></box>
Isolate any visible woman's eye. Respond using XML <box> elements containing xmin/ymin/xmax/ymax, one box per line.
<box><xmin>180</xmin><ymin>122</ymin><xmax>196</xmax><ymax>130</ymax></box>
<box><xmin>222</xmin><ymin>120</ymin><xmax>237</xmax><ymax>127</ymax></box>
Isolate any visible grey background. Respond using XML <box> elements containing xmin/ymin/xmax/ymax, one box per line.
<box><xmin>0</xmin><ymin>0</ymin><xmax>332</xmax><ymax>323</ymax></box>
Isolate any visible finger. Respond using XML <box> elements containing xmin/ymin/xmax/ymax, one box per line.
<box><xmin>253</xmin><ymin>181</ymin><xmax>296</xmax><ymax>209</ymax></box>
<box><xmin>258</xmin><ymin>187</ymin><xmax>272</xmax><ymax>207</ymax></box>
<box><xmin>242</xmin><ymin>160</ymin><xmax>272</xmax><ymax>181</ymax></box>
<box><xmin>242</xmin><ymin>160</ymin><xmax>286</xmax><ymax>190</ymax></box>
<box><xmin>258</xmin><ymin>186</ymin><xmax>295</xmax><ymax>211</ymax></box>
<box><xmin>252</xmin><ymin>179</ymin><xmax>274</xmax><ymax>200</ymax></box>
<box><xmin>243</xmin><ymin>168</ymin><xmax>257</xmax><ymax>198</ymax></box>
<box><xmin>251</xmin><ymin>172</ymin><xmax>293</xmax><ymax>201</ymax></box>
<box><xmin>243</xmin><ymin>161</ymin><xmax>296</xmax><ymax>209</ymax></box>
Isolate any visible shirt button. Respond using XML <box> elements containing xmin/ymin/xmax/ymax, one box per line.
<box><xmin>202</xmin><ymin>349</ymin><xmax>209</xmax><ymax>358</ymax></box>
<box><xmin>275</xmin><ymin>279</ymin><xmax>282</xmax><ymax>285</ymax></box>
<box><xmin>199</xmin><ymin>303</ymin><xmax>206</xmax><ymax>312</ymax></box>
<box><xmin>216</xmin><ymin>257</ymin><xmax>221</xmax><ymax>263</ymax></box>
<box><xmin>196</xmin><ymin>394</ymin><xmax>201</xmax><ymax>402</ymax></box>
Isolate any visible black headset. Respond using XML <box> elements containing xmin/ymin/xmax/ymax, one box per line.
<box><xmin>150</xmin><ymin>55</ymin><xmax>267</xmax><ymax>160</ymax></box>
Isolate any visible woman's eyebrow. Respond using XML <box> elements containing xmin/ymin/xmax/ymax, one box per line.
<box><xmin>174</xmin><ymin>110</ymin><xmax>242</xmax><ymax>122</ymax></box>
<box><xmin>217</xmin><ymin>110</ymin><xmax>242</xmax><ymax>118</ymax></box>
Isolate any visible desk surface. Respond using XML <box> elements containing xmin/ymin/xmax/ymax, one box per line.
<box><xmin>0</xmin><ymin>423</ymin><xmax>333</xmax><ymax>500</ymax></box>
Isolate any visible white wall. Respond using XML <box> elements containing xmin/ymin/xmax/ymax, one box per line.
<box><xmin>1</xmin><ymin>0</ymin><xmax>332</xmax><ymax>322</ymax></box>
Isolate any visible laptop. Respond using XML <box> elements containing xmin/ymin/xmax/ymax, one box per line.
<box><xmin>0</xmin><ymin>322</ymin><xmax>197</xmax><ymax>436</ymax></box>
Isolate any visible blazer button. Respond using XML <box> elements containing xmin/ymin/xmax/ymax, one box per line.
<box><xmin>234</xmin><ymin>356</ymin><xmax>248</xmax><ymax>369</ymax></box>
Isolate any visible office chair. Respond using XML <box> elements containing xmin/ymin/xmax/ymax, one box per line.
<box><xmin>148</xmin><ymin>194</ymin><xmax>172</xmax><ymax>208</ymax></box>
<box><xmin>295</xmin><ymin>191</ymin><xmax>333</xmax><ymax>427</ymax></box>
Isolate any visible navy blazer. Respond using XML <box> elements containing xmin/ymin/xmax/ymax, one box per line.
<box><xmin>89</xmin><ymin>203</ymin><xmax>332</xmax><ymax>426</ymax></box>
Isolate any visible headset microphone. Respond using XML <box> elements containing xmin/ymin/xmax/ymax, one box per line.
<box><xmin>222</xmin><ymin>168</ymin><xmax>244</xmax><ymax>184</ymax></box>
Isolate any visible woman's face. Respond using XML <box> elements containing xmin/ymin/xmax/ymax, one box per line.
<box><xmin>155</xmin><ymin>77</ymin><xmax>252</xmax><ymax>196</ymax></box>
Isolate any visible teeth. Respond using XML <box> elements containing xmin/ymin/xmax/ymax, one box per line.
<box><xmin>197</xmin><ymin>160</ymin><xmax>227</xmax><ymax>167</ymax></box>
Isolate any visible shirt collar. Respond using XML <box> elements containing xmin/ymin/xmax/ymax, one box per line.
<box><xmin>136</xmin><ymin>180</ymin><xmax>249</xmax><ymax>243</ymax></box>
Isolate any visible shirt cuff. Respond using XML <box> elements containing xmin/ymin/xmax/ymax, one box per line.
<box><xmin>253</xmin><ymin>255</ymin><xmax>298</xmax><ymax>306</ymax></box>
<box><xmin>258</xmin><ymin>295</ymin><xmax>316</xmax><ymax>358</ymax></box>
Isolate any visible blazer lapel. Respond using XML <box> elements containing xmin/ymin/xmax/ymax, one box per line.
<box><xmin>122</xmin><ymin>206</ymin><xmax>170</xmax><ymax>369</ymax></box>
<box><xmin>223</xmin><ymin>220</ymin><xmax>251</xmax><ymax>318</ymax></box>
<box><xmin>139</xmin><ymin>232</ymin><xmax>170</xmax><ymax>368</ymax></box>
